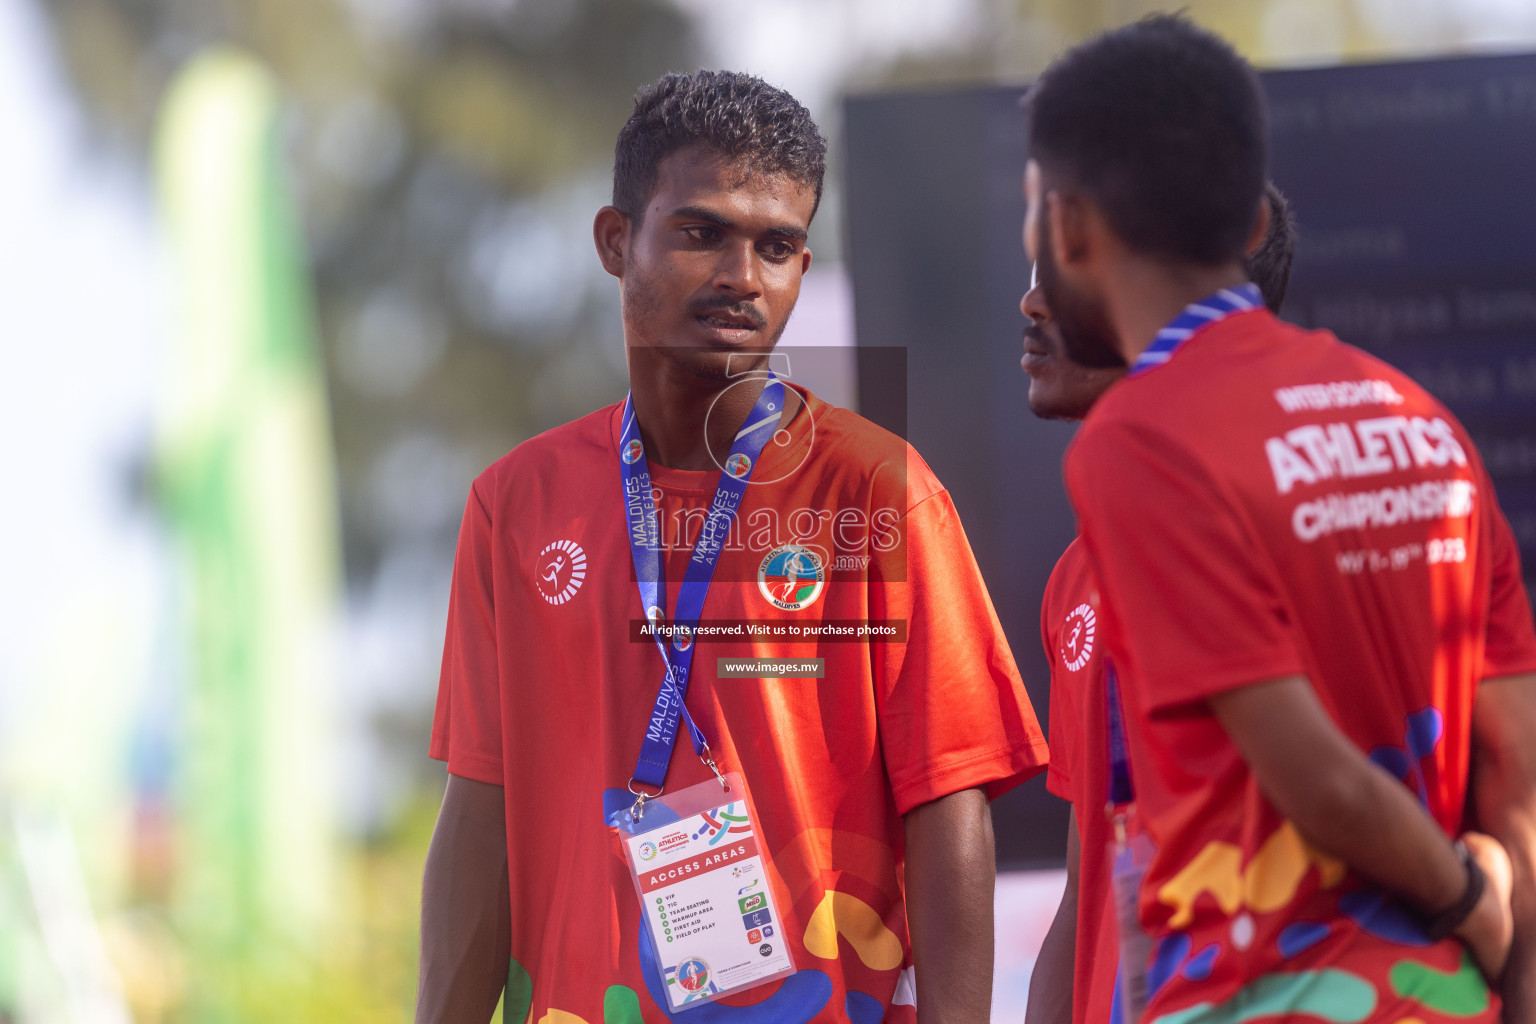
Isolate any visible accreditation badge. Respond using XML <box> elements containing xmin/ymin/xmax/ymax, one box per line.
<box><xmin>617</xmin><ymin>774</ymin><xmax>795</xmax><ymax>1009</ymax></box>
<box><xmin>1107</xmin><ymin>809</ymin><xmax>1157</xmax><ymax>1023</ymax></box>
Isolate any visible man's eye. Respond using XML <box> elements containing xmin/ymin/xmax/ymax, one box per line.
<box><xmin>760</xmin><ymin>240</ymin><xmax>796</xmax><ymax>260</ymax></box>
<box><xmin>684</xmin><ymin>226</ymin><xmax>719</xmax><ymax>243</ymax></box>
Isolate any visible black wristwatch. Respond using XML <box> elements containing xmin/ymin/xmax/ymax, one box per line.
<box><xmin>1421</xmin><ymin>839</ymin><xmax>1487</xmax><ymax>942</ymax></box>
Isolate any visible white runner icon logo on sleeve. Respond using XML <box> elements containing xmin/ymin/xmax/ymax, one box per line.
<box><xmin>1061</xmin><ymin>603</ymin><xmax>1096</xmax><ymax>671</ymax></box>
<box><xmin>537</xmin><ymin>539</ymin><xmax>587</xmax><ymax>605</ymax></box>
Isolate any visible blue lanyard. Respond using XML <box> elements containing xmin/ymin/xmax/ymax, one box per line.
<box><xmin>1105</xmin><ymin>661</ymin><xmax>1134</xmax><ymax>808</ymax></box>
<box><xmin>621</xmin><ymin>374</ymin><xmax>785</xmax><ymax>807</ymax></box>
<box><xmin>1127</xmin><ymin>283</ymin><xmax>1261</xmax><ymax>378</ymax></box>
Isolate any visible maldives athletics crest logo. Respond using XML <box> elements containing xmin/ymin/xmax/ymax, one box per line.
<box><xmin>1061</xmin><ymin>602</ymin><xmax>1096</xmax><ymax>671</ymax></box>
<box><xmin>724</xmin><ymin>453</ymin><xmax>752</xmax><ymax>479</ymax></box>
<box><xmin>676</xmin><ymin>956</ymin><xmax>712</xmax><ymax>993</ymax></box>
<box><xmin>622</xmin><ymin>438</ymin><xmax>645</xmax><ymax>464</ymax></box>
<box><xmin>536</xmin><ymin>539</ymin><xmax>587</xmax><ymax>605</ymax></box>
<box><xmin>757</xmin><ymin>545</ymin><xmax>825</xmax><ymax>612</ymax></box>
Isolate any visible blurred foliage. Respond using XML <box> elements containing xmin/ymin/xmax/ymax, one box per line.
<box><xmin>40</xmin><ymin>0</ymin><xmax>699</xmax><ymax>590</ymax></box>
<box><xmin>102</xmin><ymin>795</ymin><xmax>439</xmax><ymax>1022</ymax></box>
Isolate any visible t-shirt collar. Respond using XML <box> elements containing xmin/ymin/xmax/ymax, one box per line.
<box><xmin>608</xmin><ymin>380</ymin><xmax>820</xmax><ymax>491</ymax></box>
<box><xmin>1128</xmin><ymin>282</ymin><xmax>1263</xmax><ymax>378</ymax></box>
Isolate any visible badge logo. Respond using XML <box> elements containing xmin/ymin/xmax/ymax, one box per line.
<box><xmin>536</xmin><ymin>539</ymin><xmax>587</xmax><ymax>605</ymax></box>
<box><xmin>638</xmin><ymin>841</ymin><xmax>658</xmax><ymax>861</ymax></box>
<box><xmin>676</xmin><ymin>956</ymin><xmax>711</xmax><ymax>993</ymax></box>
<box><xmin>1061</xmin><ymin>603</ymin><xmax>1096</xmax><ymax>671</ymax></box>
<box><xmin>672</xmin><ymin>625</ymin><xmax>693</xmax><ymax>654</ymax></box>
<box><xmin>622</xmin><ymin>438</ymin><xmax>645</xmax><ymax>464</ymax></box>
<box><xmin>757</xmin><ymin>545</ymin><xmax>825</xmax><ymax>612</ymax></box>
<box><xmin>724</xmin><ymin>453</ymin><xmax>752</xmax><ymax>478</ymax></box>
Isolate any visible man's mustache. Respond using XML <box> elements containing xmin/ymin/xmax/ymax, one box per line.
<box><xmin>690</xmin><ymin>296</ymin><xmax>768</xmax><ymax>329</ymax></box>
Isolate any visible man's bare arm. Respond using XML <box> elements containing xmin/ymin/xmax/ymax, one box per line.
<box><xmin>1471</xmin><ymin>672</ymin><xmax>1536</xmax><ymax>1020</ymax></box>
<box><xmin>1026</xmin><ymin>809</ymin><xmax>1080</xmax><ymax>1024</ymax></box>
<box><xmin>416</xmin><ymin>774</ymin><xmax>511</xmax><ymax>1024</ymax></box>
<box><xmin>905</xmin><ymin>787</ymin><xmax>995</xmax><ymax>1024</ymax></box>
<box><xmin>1209</xmin><ymin>675</ymin><xmax>1511</xmax><ymax>979</ymax></box>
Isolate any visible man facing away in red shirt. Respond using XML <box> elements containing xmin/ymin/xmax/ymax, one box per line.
<box><xmin>1020</xmin><ymin>14</ymin><xmax>1536</xmax><ymax>1024</ymax></box>
<box><xmin>1023</xmin><ymin>185</ymin><xmax>1298</xmax><ymax>1024</ymax></box>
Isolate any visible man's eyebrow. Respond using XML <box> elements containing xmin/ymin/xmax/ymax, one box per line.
<box><xmin>762</xmin><ymin>224</ymin><xmax>809</xmax><ymax>243</ymax></box>
<box><xmin>671</xmin><ymin>205</ymin><xmax>735</xmax><ymax>228</ymax></box>
<box><xmin>670</xmin><ymin>205</ymin><xmax>808</xmax><ymax>243</ymax></box>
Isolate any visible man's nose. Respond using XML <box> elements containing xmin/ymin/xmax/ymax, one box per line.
<box><xmin>712</xmin><ymin>240</ymin><xmax>761</xmax><ymax>295</ymax></box>
<box><xmin>1021</xmin><ymin>282</ymin><xmax>1050</xmax><ymax>323</ymax></box>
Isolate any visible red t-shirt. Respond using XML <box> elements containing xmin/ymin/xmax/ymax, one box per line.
<box><xmin>431</xmin><ymin>384</ymin><xmax>1047</xmax><ymax>1023</ymax></box>
<box><xmin>1065</xmin><ymin>311</ymin><xmax>1536</xmax><ymax>1023</ymax></box>
<box><xmin>1041</xmin><ymin>537</ymin><xmax>1122</xmax><ymax>1024</ymax></box>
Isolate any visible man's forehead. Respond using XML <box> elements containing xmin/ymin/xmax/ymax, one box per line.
<box><xmin>650</xmin><ymin>147</ymin><xmax>815</xmax><ymax>220</ymax></box>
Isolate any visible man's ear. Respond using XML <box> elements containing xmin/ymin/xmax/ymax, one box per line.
<box><xmin>1244</xmin><ymin>193</ymin><xmax>1272</xmax><ymax>258</ymax></box>
<box><xmin>593</xmin><ymin>206</ymin><xmax>630</xmax><ymax>279</ymax></box>
<box><xmin>1046</xmin><ymin>190</ymin><xmax>1093</xmax><ymax>268</ymax></box>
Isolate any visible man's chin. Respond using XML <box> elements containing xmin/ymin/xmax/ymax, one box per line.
<box><xmin>658</xmin><ymin>345</ymin><xmax>739</xmax><ymax>382</ymax></box>
<box><xmin>1027</xmin><ymin>393</ymin><xmax>1082</xmax><ymax>421</ymax></box>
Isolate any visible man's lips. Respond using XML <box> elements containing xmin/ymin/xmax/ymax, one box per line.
<box><xmin>697</xmin><ymin>312</ymin><xmax>760</xmax><ymax>331</ymax></box>
<box><xmin>1022</xmin><ymin>330</ymin><xmax>1052</xmax><ymax>375</ymax></box>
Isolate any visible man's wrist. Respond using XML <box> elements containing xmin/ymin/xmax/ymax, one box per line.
<box><xmin>1426</xmin><ymin>840</ymin><xmax>1486</xmax><ymax>942</ymax></box>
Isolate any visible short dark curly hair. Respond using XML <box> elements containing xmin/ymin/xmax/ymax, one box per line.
<box><xmin>1025</xmin><ymin>14</ymin><xmax>1267</xmax><ymax>266</ymax></box>
<box><xmin>612</xmin><ymin>70</ymin><xmax>827</xmax><ymax>223</ymax></box>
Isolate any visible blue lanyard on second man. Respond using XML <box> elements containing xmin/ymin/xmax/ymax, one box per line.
<box><xmin>1128</xmin><ymin>282</ymin><xmax>1262</xmax><ymax>378</ymax></box>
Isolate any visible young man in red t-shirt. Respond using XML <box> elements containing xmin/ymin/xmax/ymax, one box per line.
<box><xmin>1023</xmin><ymin>187</ymin><xmax>1297</xmax><ymax>1024</ymax></box>
<box><xmin>1021</xmin><ymin>15</ymin><xmax>1536</xmax><ymax>1024</ymax></box>
<box><xmin>415</xmin><ymin>71</ymin><xmax>1048</xmax><ymax>1024</ymax></box>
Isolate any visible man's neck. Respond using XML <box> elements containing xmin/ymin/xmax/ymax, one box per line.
<box><xmin>627</xmin><ymin>352</ymin><xmax>777</xmax><ymax>472</ymax></box>
<box><xmin>1106</xmin><ymin>259</ymin><xmax>1252</xmax><ymax>366</ymax></box>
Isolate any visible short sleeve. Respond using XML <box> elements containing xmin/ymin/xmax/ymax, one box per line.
<box><xmin>1066</xmin><ymin>420</ymin><xmax>1305</xmax><ymax>713</ymax></box>
<box><xmin>429</xmin><ymin>483</ymin><xmax>505</xmax><ymax>785</ymax></box>
<box><xmin>1042</xmin><ymin>584</ymin><xmax>1077</xmax><ymax>803</ymax></box>
<box><xmin>1482</xmin><ymin>494</ymin><xmax>1536</xmax><ymax>679</ymax></box>
<box><xmin>869</xmin><ymin>489</ymin><xmax>1049</xmax><ymax>815</ymax></box>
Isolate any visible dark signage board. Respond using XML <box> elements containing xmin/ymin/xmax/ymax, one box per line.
<box><xmin>844</xmin><ymin>53</ymin><xmax>1536</xmax><ymax>868</ymax></box>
